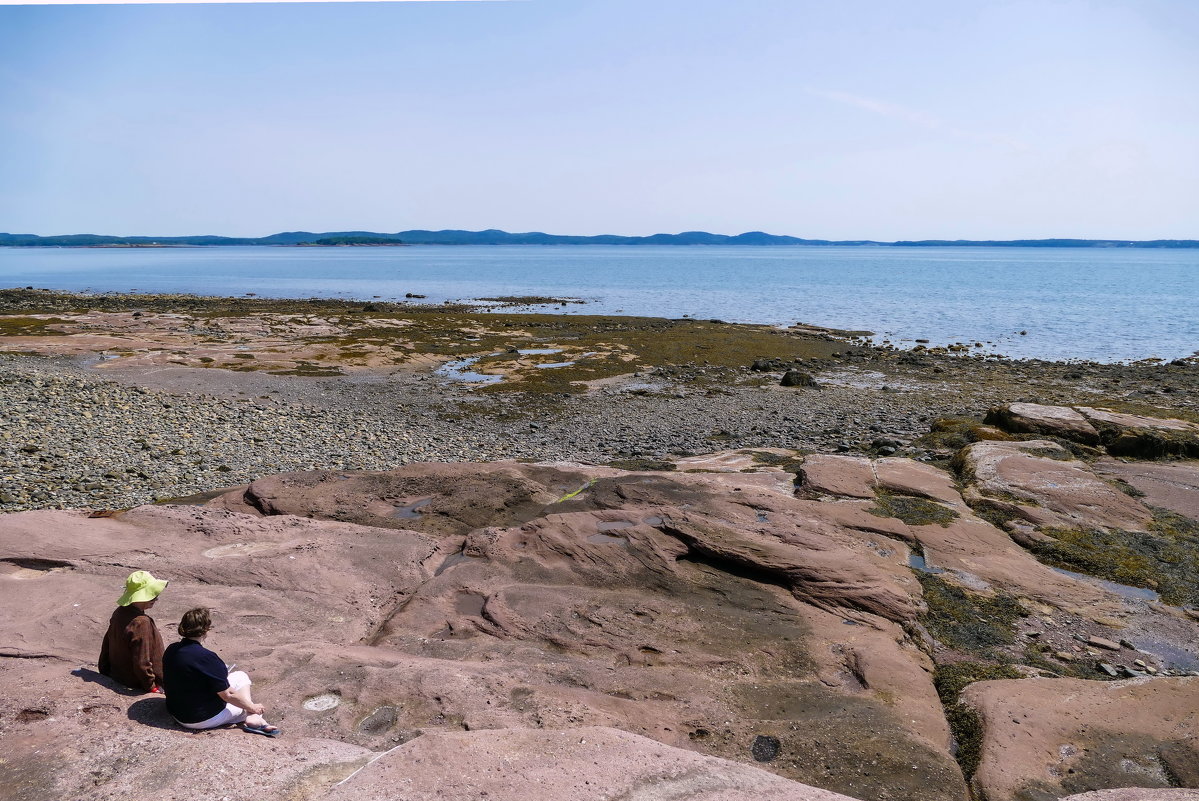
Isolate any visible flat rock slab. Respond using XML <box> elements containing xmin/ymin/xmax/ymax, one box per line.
<box><xmin>958</xmin><ymin>440</ymin><xmax>1153</xmax><ymax>532</ymax></box>
<box><xmin>987</xmin><ymin>403</ymin><xmax>1100</xmax><ymax>445</ymax></box>
<box><xmin>964</xmin><ymin>676</ymin><xmax>1199</xmax><ymax>801</ymax></box>
<box><xmin>324</xmin><ymin>727</ymin><xmax>862</xmax><ymax>801</ymax></box>
<box><xmin>1093</xmin><ymin>460</ymin><xmax>1199</xmax><ymax>521</ymax></box>
<box><xmin>1062</xmin><ymin>791</ymin><xmax>1199</xmax><ymax>801</ymax></box>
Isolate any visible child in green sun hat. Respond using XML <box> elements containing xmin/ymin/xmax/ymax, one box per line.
<box><xmin>98</xmin><ymin>570</ymin><xmax>168</xmax><ymax>693</ymax></box>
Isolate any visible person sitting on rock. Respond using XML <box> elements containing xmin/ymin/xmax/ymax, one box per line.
<box><xmin>98</xmin><ymin>570</ymin><xmax>168</xmax><ymax>694</ymax></box>
<box><xmin>162</xmin><ymin>607</ymin><xmax>280</xmax><ymax>737</ymax></box>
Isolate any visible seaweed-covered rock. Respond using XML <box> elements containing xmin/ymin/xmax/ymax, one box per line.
<box><xmin>780</xmin><ymin>370</ymin><xmax>820</xmax><ymax>388</ymax></box>
<box><xmin>1077</xmin><ymin>407</ymin><xmax>1199</xmax><ymax>459</ymax></box>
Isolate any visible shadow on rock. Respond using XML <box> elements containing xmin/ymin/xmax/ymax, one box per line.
<box><xmin>71</xmin><ymin>667</ymin><xmax>143</xmax><ymax>697</ymax></box>
<box><xmin>126</xmin><ymin>696</ymin><xmax>179</xmax><ymax>730</ymax></box>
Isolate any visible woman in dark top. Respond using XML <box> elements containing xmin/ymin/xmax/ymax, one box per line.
<box><xmin>98</xmin><ymin>570</ymin><xmax>168</xmax><ymax>693</ymax></box>
<box><xmin>162</xmin><ymin>607</ymin><xmax>279</xmax><ymax>736</ymax></box>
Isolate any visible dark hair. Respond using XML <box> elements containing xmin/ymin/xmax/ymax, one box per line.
<box><xmin>178</xmin><ymin>607</ymin><xmax>212</xmax><ymax>639</ymax></box>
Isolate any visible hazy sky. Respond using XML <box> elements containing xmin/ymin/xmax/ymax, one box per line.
<box><xmin>1</xmin><ymin>0</ymin><xmax>1196</xmax><ymax>239</ymax></box>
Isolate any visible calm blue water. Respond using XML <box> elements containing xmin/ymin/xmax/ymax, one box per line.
<box><xmin>1</xmin><ymin>244</ymin><xmax>1196</xmax><ymax>363</ymax></box>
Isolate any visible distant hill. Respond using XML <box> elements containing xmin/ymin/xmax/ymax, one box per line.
<box><xmin>1</xmin><ymin>230</ymin><xmax>1195</xmax><ymax>248</ymax></box>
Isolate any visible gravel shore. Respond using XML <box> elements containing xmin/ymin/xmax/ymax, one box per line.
<box><xmin>4</xmin><ymin>326</ymin><xmax>1197</xmax><ymax>512</ymax></box>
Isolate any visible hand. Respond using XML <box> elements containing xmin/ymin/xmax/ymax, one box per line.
<box><xmin>151</xmin><ymin>685</ymin><xmax>164</xmax><ymax>695</ymax></box>
<box><xmin>247</xmin><ymin>703</ymin><xmax>266</xmax><ymax>716</ymax></box>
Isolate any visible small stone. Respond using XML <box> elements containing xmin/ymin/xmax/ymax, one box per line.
<box><xmin>1087</xmin><ymin>636</ymin><xmax>1121</xmax><ymax>651</ymax></box>
<box><xmin>1054</xmin><ymin>651</ymin><xmax>1074</xmax><ymax>662</ymax></box>
<box><xmin>1098</xmin><ymin>663</ymin><xmax>1120</xmax><ymax>677</ymax></box>
<box><xmin>751</xmin><ymin>735</ymin><xmax>781</xmax><ymax>763</ymax></box>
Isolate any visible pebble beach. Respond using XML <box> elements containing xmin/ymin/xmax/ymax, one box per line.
<box><xmin>3</xmin><ymin>289</ymin><xmax>1196</xmax><ymax>511</ymax></box>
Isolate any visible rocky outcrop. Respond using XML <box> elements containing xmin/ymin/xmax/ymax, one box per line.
<box><xmin>955</xmin><ymin>439</ymin><xmax>1153</xmax><ymax>532</ymax></box>
<box><xmin>1093</xmin><ymin>459</ymin><xmax>1199</xmax><ymax>520</ymax></box>
<box><xmin>985</xmin><ymin>403</ymin><xmax>1199</xmax><ymax>459</ymax></box>
<box><xmin>321</xmin><ymin>727</ymin><xmax>862</xmax><ymax>801</ymax></box>
<box><xmin>2</xmin><ymin>453</ymin><xmax>1195</xmax><ymax>801</ymax></box>
<box><xmin>985</xmin><ymin>402</ymin><xmax>1101</xmax><ymax>445</ymax></box>
<box><xmin>0</xmin><ymin>462</ymin><xmax>967</xmax><ymax>801</ymax></box>
<box><xmin>963</xmin><ymin>677</ymin><xmax>1199</xmax><ymax>801</ymax></box>
<box><xmin>1078</xmin><ymin>408</ymin><xmax>1199</xmax><ymax>459</ymax></box>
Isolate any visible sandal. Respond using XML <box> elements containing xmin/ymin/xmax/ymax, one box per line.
<box><xmin>242</xmin><ymin>723</ymin><xmax>281</xmax><ymax>737</ymax></box>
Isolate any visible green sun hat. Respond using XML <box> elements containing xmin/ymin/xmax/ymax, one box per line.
<box><xmin>116</xmin><ymin>570</ymin><xmax>168</xmax><ymax>606</ymax></box>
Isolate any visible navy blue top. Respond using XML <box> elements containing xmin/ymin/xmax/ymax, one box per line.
<box><xmin>163</xmin><ymin>638</ymin><xmax>230</xmax><ymax>723</ymax></box>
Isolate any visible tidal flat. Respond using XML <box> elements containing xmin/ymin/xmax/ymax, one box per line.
<box><xmin>1</xmin><ymin>287</ymin><xmax>1197</xmax><ymax>512</ymax></box>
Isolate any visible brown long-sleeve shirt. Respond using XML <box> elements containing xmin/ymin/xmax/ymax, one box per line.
<box><xmin>98</xmin><ymin>606</ymin><xmax>164</xmax><ymax>692</ymax></box>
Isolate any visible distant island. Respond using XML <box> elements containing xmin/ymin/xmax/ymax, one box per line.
<box><xmin>1</xmin><ymin>229</ymin><xmax>1196</xmax><ymax>248</ymax></box>
<box><xmin>299</xmin><ymin>236</ymin><xmax>409</xmax><ymax>247</ymax></box>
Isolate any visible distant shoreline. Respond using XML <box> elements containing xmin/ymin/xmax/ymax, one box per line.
<box><xmin>2</xmin><ymin>229</ymin><xmax>1197</xmax><ymax>249</ymax></box>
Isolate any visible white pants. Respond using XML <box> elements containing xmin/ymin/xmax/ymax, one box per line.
<box><xmin>178</xmin><ymin>670</ymin><xmax>252</xmax><ymax>730</ymax></box>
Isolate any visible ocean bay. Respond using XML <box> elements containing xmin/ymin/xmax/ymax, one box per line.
<box><xmin>1</xmin><ymin>243</ymin><xmax>1195</xmax><ymax>363</ymax></box>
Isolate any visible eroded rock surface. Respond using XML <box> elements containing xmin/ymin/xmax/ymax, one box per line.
<box><xmin>986</xmin><ymin>402</ymin><xmax>1101</xmax><ymax>445</ymax></box>
<box><xmin>956</xmin><ymin>439</ymin><xmax>1153</xmax><ymax>532</ymax></box>
<box><xmin>2</xmin><ymin>453</ymin><xmax>1196</xmax><ymax>801</ymax></box>
<box><xmin>322</xmin><ymin>727</ymin><xmax>861</xmax><ymax>801</ymax></box>
<box><xmin>964</xmin><ymin>677</ymin><xmax>1199</xmax><ymax>801</ymax></box>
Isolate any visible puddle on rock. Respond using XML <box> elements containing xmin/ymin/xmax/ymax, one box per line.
<box><xmin>302</xmin><ymin>693</ymin><xmax>341</xmax><ymax>712</ymax></box>
<box><xmin>393</xmin><ymin>498</ymin><xmax>432</xmax><ymax>519</ymax></box>
<box><xmin>642</xmin><ymin>516</ymin><xmax>664</xmax><ymax>526</ymax></box>
<box><xmin>435</xmin><ymin>355</ymin><xmax>504</xmax><ymax>384</ymax></box>
<box><xmin>1130</xmin><ymin>636</ymin><xmax>1199</xmax><ymax>672</ymax></box>
<box><xmin>435</xmin><ymin>551</ymin><xmax>479</xmax><ymax>576</ymax></box>
<box><xmin>455</xmin><ymin>592</ymin><xmax>486</xmax><ymax>616</ymax></box>
<box><xmin>908</xmin><ymin>553</ymin><xmax>946</xmax><ymax>574</ymax></box>
<box><xmin>586</xmin><ymin>533</ymin><xmax>629</xmax><ymax>546</ymax></box>
<box><xmin>517</xmin><ymin>348</ymin><xmax>562</xmax><ymax>355</ymax></box>
<box><xmin>596</xmin><ymin>520</ymin><xmax>635</xmax><ymax>532</ymax></box>
<box><xmin>535</xmin><ymin>361</ymin><xmax>575</xmax><ymax>369</ymax></box>
<box><xmin>1050</xmin><ymin>567</ymin><xmax>1161</xmax><ymax>602</ymax></box>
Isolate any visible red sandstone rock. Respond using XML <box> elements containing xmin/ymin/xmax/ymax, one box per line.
<box><xmin>1077</xmin><ymin>408</ymin><xmax>1199</xmax><ymax>458</ymax></box>
<box><xmin>986</xmin><ymin>403</ymin><xmax>1101</xmax><ymax>445</ymax></box>
<box><xmin>3</xmin><ymin>455</ymin><xmax>1194</xmax><ymax>801</ymax></box>
<box><xmin>963</xmin><ymin>677</ymin><xmax>1199</xmax><ymax>801</ymax></box>
<box><xmin>1093</xmin><ymin>459</ymin><xmax>1199</xmax><ymax>521</ymax></box>
<box><xmin>321</xmin><ymin>727</ymin><xmax>862</xmax><ymax>801</ymax></box>
<box><xmin>956</xmin><ymin>440</ymin><xmax>1153</xmax><ymax>532</ymax></box>
<box><xmin>0</xmin><ymin>464</ymin><xmax>967</xmax><ymax>801</ymax></box>
<box><xmin>1062</xmin><ymin>791</ymin><xmax>1199</xmax><ymax>801</ymax></box>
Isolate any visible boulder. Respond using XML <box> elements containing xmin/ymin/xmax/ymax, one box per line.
<box><xmin>963</xmin><ymin>677</ymin><xmax>1199</xmax><ymax>801</ymax></box>
<box><xmin>986</xmin><ymin>403</ymin><xmax>1101</xmax><ymax>445</ymax></box>
<box><xmin>780</xmin><ymin>371</ymin><xmax>819</xmax><ymax>388</ymax></box>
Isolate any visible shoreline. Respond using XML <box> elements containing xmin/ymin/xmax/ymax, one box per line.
<box><xmin>2</xmin><ymin>289</ymin><xmax>1196</xmax><ymax>513</ymax></box>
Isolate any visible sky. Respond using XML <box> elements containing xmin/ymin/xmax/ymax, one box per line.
<box><xmin>1</xmin><ymin>0</ymin><xmax>1197</xmax><ymax>240</ymax></box>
